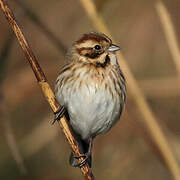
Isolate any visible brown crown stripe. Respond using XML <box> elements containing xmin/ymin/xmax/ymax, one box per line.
<box><xmin>76</xmin><ymin>32</ymin><xmax>111</xmax><ymax>44</ymax></box>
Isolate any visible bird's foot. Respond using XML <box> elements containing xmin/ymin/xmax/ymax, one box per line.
<box><xmin>71</xmin><ymin>152</ymin><xmax>91</xmax><ymax>168</ymax></box>
<box><xmin>52</xmin><ymin>106</ymin><xmax>66</xmax><ymax>124</ymax></box>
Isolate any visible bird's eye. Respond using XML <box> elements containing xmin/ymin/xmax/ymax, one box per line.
<box><xmin>94</xmin><ymin>45</ymin><xmax>101</xmax><ymax>50</ymax></box>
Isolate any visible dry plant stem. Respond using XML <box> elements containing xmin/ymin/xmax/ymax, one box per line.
<box><xmin>156</xmin><ymin>0</ymin><xmax>180</xmax><ymax>77</ymax></box>
<box><xmin>0</xmin><ymin>0</ymin><xmax>94</xmax><ymax>179</ymax></box>
<box><xmin>79</xmin><ymin>0</ymin><xmax>180</xmax><ymax>179</ymax></box>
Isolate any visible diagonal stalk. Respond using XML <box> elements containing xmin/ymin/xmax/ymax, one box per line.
<box><xmin>0</xmin><ymin>0</ymin><xmax>94</xmax><ymax>179</ymax></box>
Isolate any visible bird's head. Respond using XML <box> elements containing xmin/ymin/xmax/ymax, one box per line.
<box><xmin>70</xmin><ymin>32</ymin><xmax>120</xmax><ymax>67</ymax></box>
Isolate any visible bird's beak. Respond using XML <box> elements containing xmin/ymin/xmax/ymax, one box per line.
<box><xmin>108</xmin><ymin>44</ymin><xmax>121</xmax><ymax>52</ymax></box>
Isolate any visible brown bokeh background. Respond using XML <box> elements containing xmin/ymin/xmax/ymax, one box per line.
<box><xmin>0</xmin><ymin>0</ymin><xmax>180</xmax><ymax>179</ymax></box>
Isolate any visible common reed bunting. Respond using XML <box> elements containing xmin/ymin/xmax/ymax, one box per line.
<box><xmin>54</xmin><ymin>32</ymin><xmax>126</xmax><ymax>167</ymax></box>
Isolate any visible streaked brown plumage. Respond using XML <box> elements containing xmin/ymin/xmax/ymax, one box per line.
<box><xmin>54</xmin><ymin>32</ymin><xmax>126</xmax><ymax>167</ymax></box>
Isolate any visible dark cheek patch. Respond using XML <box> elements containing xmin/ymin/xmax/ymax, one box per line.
<box><xmin>85</xmin><ymin>52</ymin><xmax>100</xmax><ymax>58</ymax></box>
<box><xmin>77</xmin><ymin>47</ymin><xmax>103</xmax><ymax>59</ymax></box>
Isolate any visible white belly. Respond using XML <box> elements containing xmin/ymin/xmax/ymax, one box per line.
<box><xmin>57</xmin><ymin>83</ymin><xmax>121</xmax><ymax>140</ymax></box>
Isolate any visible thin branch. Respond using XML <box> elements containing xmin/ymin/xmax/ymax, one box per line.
<box><xmin>0</xmin><ymin>0</ymin><xmax>94</xmax><ymax>179</ymax></box>
<box><xmin>156</xmin><ymin>0</ymin><xmax>180</xmax><ymax>77</ymax></box>
<box><xmin>79</xmin><ymin>0</ymin><xmax>180</xmax><ymax>179</ymax></box>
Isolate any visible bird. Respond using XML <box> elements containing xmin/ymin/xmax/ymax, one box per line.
<box><xmin>54</xmin><ymin>32</ymin><xmax>126</xmax><ymax>168</ymax></box>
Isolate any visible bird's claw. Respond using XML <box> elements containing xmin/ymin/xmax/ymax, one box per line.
<box><xmin>72</xmin><ymin>153</ymin><xmax>90</xmax><ymax>168</ymax></box>
<box><xmin>52</xmin><ymin>106</ymin><xmax>66</xmax><ymax>124</ymax></box>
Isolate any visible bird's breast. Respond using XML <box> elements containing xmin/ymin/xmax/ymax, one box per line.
<box><xmin>55</xmin><ymin>63</ymin><xmax>125</xmax><ymax>140</ymax></box>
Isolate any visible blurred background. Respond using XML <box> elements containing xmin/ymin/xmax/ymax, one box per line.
<box><xmin>0</xmin><ymin>0</ymin><xmax>180</xmax><ymax>179</ymax></box>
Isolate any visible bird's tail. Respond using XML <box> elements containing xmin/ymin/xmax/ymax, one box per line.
<box><xmin>69</xmin><ymin>138</ymin><xmax>92</xmax><ymax>167</ymax></box>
